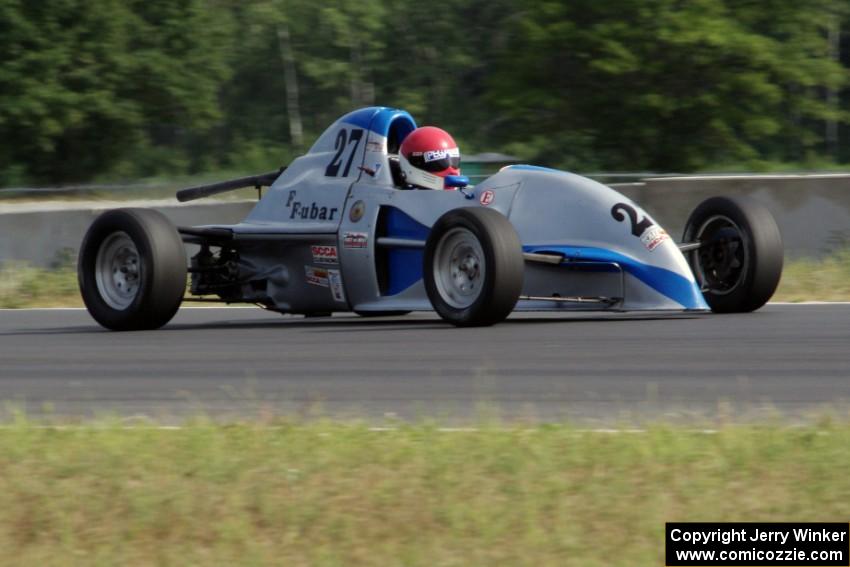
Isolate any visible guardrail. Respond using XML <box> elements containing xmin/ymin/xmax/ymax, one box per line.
<box><xmin>0</xmin><ymin>199</ymin><xmax>256</xmax><ymax>268</ymax></box>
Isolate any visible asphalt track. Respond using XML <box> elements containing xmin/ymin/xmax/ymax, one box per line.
<box><xmin>0</xmin><ymin>305</ymin><xmax>849</xmax><ymax>423</ymax></box>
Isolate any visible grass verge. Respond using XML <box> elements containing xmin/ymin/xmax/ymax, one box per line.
<box><xmin>0</xmin><ymin>420</ymin><xmax>848</xmax><ymax>566</ymax></box>
<box><xmin>3</xmin><ymin>250</ymin><xmax>850</xmax><ymax>308</ymax></box>
<box><xmin>772</xmin><ymin>249</ymin><xmax>850</xmax><ymax>302</ymax></box>
<box><xmin>0</xmin><ymin>262</ymin><xmax>82</xmax><ymax>308</ymax></box>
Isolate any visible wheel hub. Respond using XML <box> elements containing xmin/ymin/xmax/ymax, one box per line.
<box><xmin>456</xmin><ymin>254</ymin><xmax>480</xmax><ymax>279</ymax></box>
<box><xmin>695</xmin><ymin>221</ymin><xmax>746</xmax><ymax>295</ymax></box>
<box><xmin>434</xmin><ymin>228</ymin><xmax>486</xmax><ymax>309</ymax></box>
<box><xmin>95</xmin><ymin>232</ymin><xmax>141</xmax><ymax>310</ymax></box>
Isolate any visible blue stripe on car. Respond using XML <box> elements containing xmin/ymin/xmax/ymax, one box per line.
<box><xmin>505</xmin><ymin>164</ymin><xmax>567</xmax><ymax>174</ymax></box>
<box><xmin>523</xmin><ymin>245</ymin><xmax>708</xmax><ymax>309</ymax></box>
<box><xmin>380</xmin><ymin>212</ymin><xmax>706</xmax><ymax>307</ymax></box>
<box><xmin>385</xmin><ymin>207</ymin><xmax>429</xmax><ymax>295</ymax></box>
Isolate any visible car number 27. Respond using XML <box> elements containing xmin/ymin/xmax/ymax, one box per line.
<box><xmin>325</xmin><ymin>128</ymin><xmax>364</xmax><ymax>177</ymax></box>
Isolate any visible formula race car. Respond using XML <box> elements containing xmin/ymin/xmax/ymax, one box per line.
<box><xmin>77</xmin><ymin>107</ymin><xmax>783</xmax><ymax>330</ymax></box>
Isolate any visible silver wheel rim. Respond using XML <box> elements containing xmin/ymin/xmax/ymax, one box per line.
<box><xmin>433</xmin><ymin>227</ymin><xmax>485</xmax><ymax>309</ymax></box>
<box><xmin>694</xmin><ymin>214</ymin><xmax>748</xmax><ymax>296</ymax></box>
<box><xmin>95</xmin><ymin>232</ymin><xmax>141</xmax><ymax>310</ymax></box>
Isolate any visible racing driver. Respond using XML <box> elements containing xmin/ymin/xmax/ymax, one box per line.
<box><xmin>398</xmin><ymin>126</ymin><xmax>462</xmax><ymax>190</ymax></box>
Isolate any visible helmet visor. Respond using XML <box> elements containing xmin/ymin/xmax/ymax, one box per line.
<box><xmin>408</xmin><ymin>147</ymin><xmax>460</xmax><ymax>173</ymax></box>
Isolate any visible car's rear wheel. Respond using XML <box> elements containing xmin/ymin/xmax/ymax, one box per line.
<box><xmin>424</xmin><ymin>208</ymin><xmax>523</xmax><ymax>326</ymax></box>
<box><xmin>78</xmin><ymin>208</ymin><xmax>187</xmax><ymax>330</ymax></box>
<box><xmin>682</xmin><ymin>196</ymin><xmax>782</xmax><ymax>313</ymax></box>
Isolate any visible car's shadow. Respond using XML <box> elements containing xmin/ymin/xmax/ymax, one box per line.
<box><xmin>0</xmin><ymin>311</ymin><xmax>705</xmax><ymax>336</ymax></box>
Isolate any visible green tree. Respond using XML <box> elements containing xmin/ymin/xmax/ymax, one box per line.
<box><xmin>486</xmin><ymin>0</ymin><xmax>849</xmax><ymax>171</ymax></box>
<box><xmin>0</xmin><ymin>0</ymin><xmax>231</xmax><ymax>183</ymax></box>
<box><xmin>1</xmin><ymin>0</ymin><xmax>849</xmax><ymax>184</ymax></box>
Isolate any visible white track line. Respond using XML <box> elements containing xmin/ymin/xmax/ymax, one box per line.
<box><xmin>769</xmin><ymin>301</ymin><xmax>850</xmax><ymax>305</ymax></box>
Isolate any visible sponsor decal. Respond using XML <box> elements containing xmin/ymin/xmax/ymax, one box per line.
<box><xmin>310</xmin><ymin>245</ymin><xmax>338</xmax><ymax>265</ymax></box>
<box><xmin>304</xmin><ymin>266</ymin><xmax>329</xmax><ymax>287</ymax></box>
<box><xmin>365</xmin><ymin>137</ymin><xmax>385</xmax><ymax>153</ymax></box>
<box><xmin>479</xmin><ymin>190</ymin><xmax>495</xmax><ymax>206</ymax></box>
<box><xmin>328</xmin><ymin>269</ymin><xmax>346</xmax><ymax>303</ymax></box>
<box><xmin>343</xmin><ymin>231</ymin><xmax>368</xmax><ymax>249</ymax></box>
<box><xmin>611</xmin><ymin>202</ymin><xmax>668</xmax><ymax>251</ymax></box>
<box><xmin>640</xmin><ymin>225</ymin><xmax>670</xmax><ymax>251</ymax></box>
<box><xmin>349</xmin><ymin>200</ymin><xmax>366</xmax><ymax>222</ymax></box>
<box><xmin>285</xmin><ymin>190</ymin><xmax>339</xmax><ymax>221</ymax></box>
<box><xmin>423</xmin><ymin>147</ymin><xmax>460</xmax><ymax>163</ymax></box>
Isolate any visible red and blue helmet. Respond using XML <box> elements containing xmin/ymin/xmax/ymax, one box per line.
<box><xmin>399</xmin><ymin>126</ymin><xmax>461</xmax><ymax>190</ymax></box>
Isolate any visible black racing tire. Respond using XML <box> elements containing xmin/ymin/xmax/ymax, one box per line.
<box><xmin>424</xmin><ymin>207</ymin><xmax>524</xmax><ymax>327</ymax></box>
<box><xmin>78</xmin><ymin>208</ymin><xmax>187</xmax><ymax>330</ymax></box>
<box><xmin>682</xmin><ymin>196</ymin><xmax>783</xmax><ymax>313</ymax></box>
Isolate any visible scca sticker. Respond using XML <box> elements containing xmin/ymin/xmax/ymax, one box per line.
<box><xmin>343</xmin><ymin>231</ymin><xmax>368</xmax><ymax>249</ymax></box>
<box><xmin>479</xmin><ymin>190</ymin><xmax>495</xmax><ymax>206</ymax></box>
<box><xmin>311</xmin><ymin>245</ymin><xmax>338</xmax><ymax>264</ymax></box>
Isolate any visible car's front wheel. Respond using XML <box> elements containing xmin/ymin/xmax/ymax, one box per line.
<box><xmin>78</xmin><ymin>208</ymin><xmax>187</xmax><ymax>330</ymax></box>
<box><xmin>682</xmin><ymin>196</ymin><xmax>783</xmax><ymax>313</ymax></box>
<box><xmin>424</xmin><ymin>208</ymin><xmax>524</xmax><ymax>326</ymax></box>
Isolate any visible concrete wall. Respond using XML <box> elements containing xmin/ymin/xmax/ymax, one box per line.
<box><xmin>611</xmin><ymin>174</ymin><xmax>850</xmax><ymax>258</ymax></box>
<box><xmin>0</xmin><ymin>199</ymin><xmax>255</xmax><ymax>267</ymax></box>
<box><xmin>2</xmin><ymin>174</ymin><xmax>849</xmax><ymax>267</ymax></box>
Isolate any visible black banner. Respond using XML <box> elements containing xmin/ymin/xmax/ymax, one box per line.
<box><xmin>666</xmin><ymin>523</ymin><xmax>849</xmax><ymax>566</ymax></box>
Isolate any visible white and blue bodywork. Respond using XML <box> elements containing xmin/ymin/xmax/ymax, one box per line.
<box><xmin>194</xmin><ymin>106</ymin><xmax>709</xmax><ymax>315</ymax></box>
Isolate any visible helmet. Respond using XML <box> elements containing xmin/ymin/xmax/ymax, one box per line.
<box><xmin>398</xmin><ymin>126</ymin><xmax>460</xmax><ymax>190</ymax></box>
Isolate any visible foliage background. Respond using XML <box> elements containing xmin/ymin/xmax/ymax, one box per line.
<box><xmin>1</xmin><ymin>0</ymin><xmax>849</xmax><ymax>186</ymax></box>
